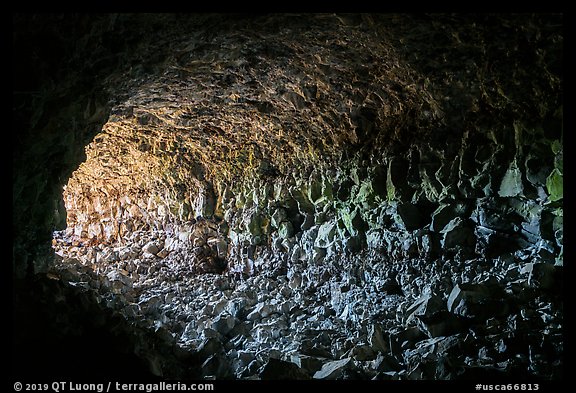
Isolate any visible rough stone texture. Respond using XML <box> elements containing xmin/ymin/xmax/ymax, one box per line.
<box><xmin>13</xmin><ymin>14</ymin><xmax>562</xmax><ymax>380</ymax></box>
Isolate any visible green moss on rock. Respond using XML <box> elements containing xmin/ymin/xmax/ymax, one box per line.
<box><xmin>546</xmin><ymin>168</ymin><xmax>563</xmax><ymax>202</ymax></box>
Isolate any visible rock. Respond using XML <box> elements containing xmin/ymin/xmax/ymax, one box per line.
<box><xmin>380</xmin><ymin>278</ymin><xmax>404</xmax><ymax>296</ymax></box>
<box><xmin>260</xmin><ymin>358</ymin><xmax>310</xmax><ymax>380</ymax></box>
<box><xmin>163</xmin><ymin>236</ymin><xmax>178</xmax><ymax>252</ymax></box>
<box><xmin>397</xmin><ymin>203</ymin><xmax>423</xmax><ymax>231</ymax></box>
<box><xmin>289</xmin><ymin>245</ymin><xmax>304</xmax><ymax>263</ymax></box>
<box><xmin>340</xmin><ymin>207</ymin><xmax>368</xmax><ymax>237</ymax></box>
<box><xmin>389</xmin><ymin>327</ymin><xmax>426</xmax><ymax>357</ymax></box>
<box><xmin>197</xmin><ymin>337</ymin><xmax>224</xmax><ymax>361</ymax></box>
<box><xmin>447</xmin><ymin>282</ymin><xmax>509</xmax><ymax>320</ymax></box>
<box><xmin>156</xmin><ymin>249</ymin><xmax>169</xmax><ymax>258</ymax></box>
<box><xmin>180</xmin><ymin>321</ymin><xmax>197</xmax><ymax>342</ymax></box>
<box><xmin>226</xmin><ymin>298</ymin><xmax>248</xmax><ymax>319</ymax></box>
<box><xmin>299</xmin><ymin>340</ymin><xmax>333</xmax><ymax>359</ymax></box>
<box><xmin>498</xmin><ymin>162</ymin><xmax>524</xmax><ymax>197</ymax></box>
<box><xmin>278</xmin><ymin>221</ymin><xmax>294</xmax><ymax>239</ymax></box>
<box><xmin>138</xmin><ymin>294</ymin><xmax>163</xmax><ymax>313</ymax></box>
<box><xmin>142</xmin><ymin>241</ymin><xmax>160</xmax><ymax>255</ymax></box>
<box><xmin>440</xmin><ymin>217</ymin><xmax>475</xmax><ymax>250</ymax></box>
<box><xmin>99</xmin><ymin>249</ymin><xmax>119</xmax><ymax>263</ymax></box>
<box><xmin>419</xmin><ymin>162</ymin><xmax>444</xmax><ymax>201</ymax></box>
<box><xmin>349</xmin><ymin>345</ymin><xmax>377</xmax><ymax>361</ymax></box>
<box><xmin>416</xmin><ymin>311</ymin><xmax>466</xmax><ymax>338</ymax></box>
<box><xmin>247</xmin><ymin>213</ymin><xmax>265</xmax><ymax>237</ymax></box>
<box><xmin>371</xmin><ymin>353</ymin><xmax>402</xmax><ymax>373</ymax></box>
<box><xmin>290</xmin><ymin>354</ymin><xmax>324</xmax><ymax>374</ymax></box>
<box><xmin>521</xmin><ymin>262</ymin><xmax>561</xmax><ymax>291</ymax></box>
<box><xmin>354</xmin><ymin>179</ymin><xmax>378</xmax><ymax>209</ymax></box>
<box><xmin>314</xmin><ymin>221</ymin><xmax>337</xmax><ymax>248</ymax></box>
<box><xmin>387</xmin><ymin>157</ymin><xmax>411</xmax><ymax>202</ymax></box>
<box><xmin>343</xmin><ymin>235</ymin><xmax>362</xmax><ymax>252</ymax></box>
<box><xmin>546</xmin><ymin>168</ymin><xmax>563</xmax><ymax>202</ymax></box>
<box><xmin>430</xmin><ymin>204</ymin><xmax>458</xmax><ymax>232</ymax></box>
<box><xmin>475</xmin><ymin>227</ymin><xmax>525</xmax><ymax>258</ymax></box>
<box><xmin>311</xmin><ymin>247</ymin><xmax>326</xmax><ymax>264</ymax></box>
<box><xmin>193</xmin><ymin>237</ymin><xmax>206</xmax><ymax>247</ymax></box>
<box><xmin>368</xmin><ymin>323</ymin><xmax>390</xmax><ymax>353</ymax></box>
<box><xmin>105</xmin><ymin>270</ymin><xmax>132</xmax><ymax>294</ymax></box>
<box><xmin>313</xmin><ymin>357</ymin><xmax>352</xmax><ymax>380</ymax></box>
<box><xmin>402</xmin><ymin>294</ymin><xmax>466</xmax><ymax>337</ymax></box>
<box><xmin>271</xmin><ymin>208</ymin><xmax>288</xmax><ymax>228</ymax></box>
<box><xmin>307</xmin><ymin>174</ymin><xmax>333</xmax><ymax>206</ymax></box>
<box><xmin>236</xmin><ymin>350</ymin><xmax>256</xmax><ymax>368</ymax></box>
<box><xmin>201</xmin><ymin>354</ymin><xmax>232</xmax><ymax>379</ymax></box>
<box><xmin>211</xmin><ymin>313</ymin><xmax>236</xmax><ymax>336</ymax></box>
<box><xmin>288</xmin><ymin>272</ymin><xmax>302</xmax><ymax>289</ymax></box>
<box><xmin>404</xmin><ymin>294</ymin><xmax>445</xmax><ymax>324</ymax></box>
<box><xmin>208</xmin><ymin>239</ymin><xmax>228</xmax><ymax>259</ymax></box>
<box><xmin>404</xmin><ymin>336</ymin><xmax>462</xmax><ymax>379</ymax></box>
<box><xmin>300</xmin><ymin>213</ymin><xmax>315</xmax><ymax>230</ymax></box>
<box><xmin>246</xmin><ymin>303</ymin><xmax>274</xmax><ymax>321</ymax></box>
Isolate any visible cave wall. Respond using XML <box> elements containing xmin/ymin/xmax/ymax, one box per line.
<box><xmin>13</xmin><ymin>14</ymin><xmax>562</xmax><ymax>282</ymax></box>
<box><xmin>13</xmin><ymin>14</ymin><xmax>215</xmax><ymax>277</ymax></box>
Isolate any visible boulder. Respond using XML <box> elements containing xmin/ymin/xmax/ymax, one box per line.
<box><xmin>314</xmin><ymin>221</ymin><xmax>337</xmax><ymax>248</ymax></box>
<box><xmin>290</xmin><ymin>354</ymin><xmax>324</xmax><ymax>374</ymax></box>
<box><xmin>201</xmin><ymin>354</ymin><xmax>232</xmax><ymax>379</ymax></box>
<box><xmin>440</xmin><ymin>217</ymin><xmax>476</xmax><ymax>250</ymax></box>
<box><xmin>278</xmin><ymin>221</ymin><xmax>294</xmax><ymax>239</ymax></box>
<box><xmin>313</xmin><ymin>357</ymin><xmax>352</xmax><ymax>380</ymax></box>
<box><xmin>430</xmin><ymin>204</ymin><xmax>457</xmax><ymax>232</ymax></box>
<box><xmin>260</xmin><ymin>358</ymin><xmax>310</xmax><ymax>380</ymax></box>
<box><xmin>498</xmin><ymin>162</ymin><xmax>524</xmax><ymax>197</ymax></box>
<box><xmin>397</xmin><ymin>203</ymin><xmax>423</xmax><ymax>231</ymax></box>
<box><xmin>271</xmin><ymin>208</ymin><xmax>288</xmax><ymax>228</ymax></box>
<box><xmin>521</xmin><ymin>262</ymin><xmax>561</xmax><ymax>291</ymax></box>
<box><xmin>211</xmin><ymin>313</ymin><xmax>236</xmax><ymax>336</ymax></box>
<box><xmin>142</xmin><ymin>241</ymin><xmax>160</xmax><ymax>255</ymax></box>
<box><xmin>447</xmin><ymin>282</ymin><xmax>509</xmax><ymax>320</ymax></box>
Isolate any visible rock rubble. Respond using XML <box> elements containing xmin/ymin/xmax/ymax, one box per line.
<box><xmin>52</xmin><ymin>217</ymin><xmax>562</xmax><ymax>379</ymax></box>
<box><xmin>13</xmin><ymin>13</ymin><xmax>562</xmax><ymax>381</ymax></box>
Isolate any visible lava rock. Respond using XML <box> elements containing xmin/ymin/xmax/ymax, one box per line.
<box><xmin>313</xmin><ymin>357</ymin><xmax>352</xmax><ymax>380</ymax></box>
<box><xmin>404</xmin><ymin>294</ymin><xmax>445</xmax><ymax>323</ymax></box>
<box><xmin>431</xmin><ymin>204</ymin><xmax>458</xmax><ymax>232</ymax></box>
<box><xmin>440</xmin><ymin>217</ymin><xmax>476</xmax><ymax>250</ymax></box>
<box><xmin>201</xmin><ymin>354</ymin><xmax>232</xmax><ymax>379</ymax></box>
<box><xmin>142</xmin><ymin>241</ymin><xmax>160</xmax><ymax>255</ymax></box>
<box><xmin>397</xmin><ymin>203</ymin><xmax>423</xmax><ymax>231</ymax></box>
<box><xmin>278</xmin><ymin>221</ymin><xmax>294</xmax><ymax>239</ymax></box>
<box><xmin>498</xmin><ymin>162</ymin><xmax>524</xmax><ymax>197</ymax></box>
<box><xmin>315</xmin><ymin>221</ymin><xmax>337</xmax><ymax>248</ymax></box>
<box><xmin>260</xmin><ymin>358</ymin><xmax>310</xmax><ymax>380</ymax></box>
<box><xmin>416</xmin><ymin>311</ymin><xmax>466</xmax><ymax>338</ymax></box>
<box><xmin>211</xmin><ymin>313</ymin><xmax>236</xmax><ymax>336</ymax></box>
<box><xmin>389</xmin><ymin>326</ymin><xmax>427</xmax><ymax>358</ymax></box>
<box><xmin>521</xmin><ymin>262</ymin><xmax>561</xmax><ymax>291</ymax></box>
<box><xmin>368</xmin><ymin>323</ymin><xmax>390</xmax><ymax>353</ymax></box>
<box><xmin>349</xmin><ymin>345</ymin><xmax>377</xmax><ymax>361</ymax></box>
<box><xmin>290</xmin><ymin>354</ymin><xmax>325</xmax><ymax>374</ymax></box>
<box><xmin>447</xmin><ymin>282</ymin><xmax>509</xmax><ymax>320</ymax></box>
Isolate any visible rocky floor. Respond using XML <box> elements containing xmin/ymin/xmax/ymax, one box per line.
<box><xmin>51</xmin><ymin>226</ymin><xmax>563</xmax><ymax>380</ymax></box>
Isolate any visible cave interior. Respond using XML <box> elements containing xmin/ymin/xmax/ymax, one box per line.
<box><xmin>12</xmin><ymin>13</ymin><xmax>563</xmax><ymax>381</ymax></box>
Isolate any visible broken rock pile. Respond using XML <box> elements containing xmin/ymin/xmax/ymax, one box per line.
<box><xmin>52</xmin><ymin>225</ymin><xmax>562</xmax><ymax>380</ymax></box>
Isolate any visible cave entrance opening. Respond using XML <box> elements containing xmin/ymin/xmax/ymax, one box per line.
<box><xmin>50</xmin><ymin>122</ymin><xmax>231</xmax><ymax>304</ymax></box>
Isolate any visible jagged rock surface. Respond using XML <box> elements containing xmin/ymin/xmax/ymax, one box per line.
<box><xmin>13</xmin><ymin>14</ymin><xmax>562</xmax><ymax>380</ymax></box>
